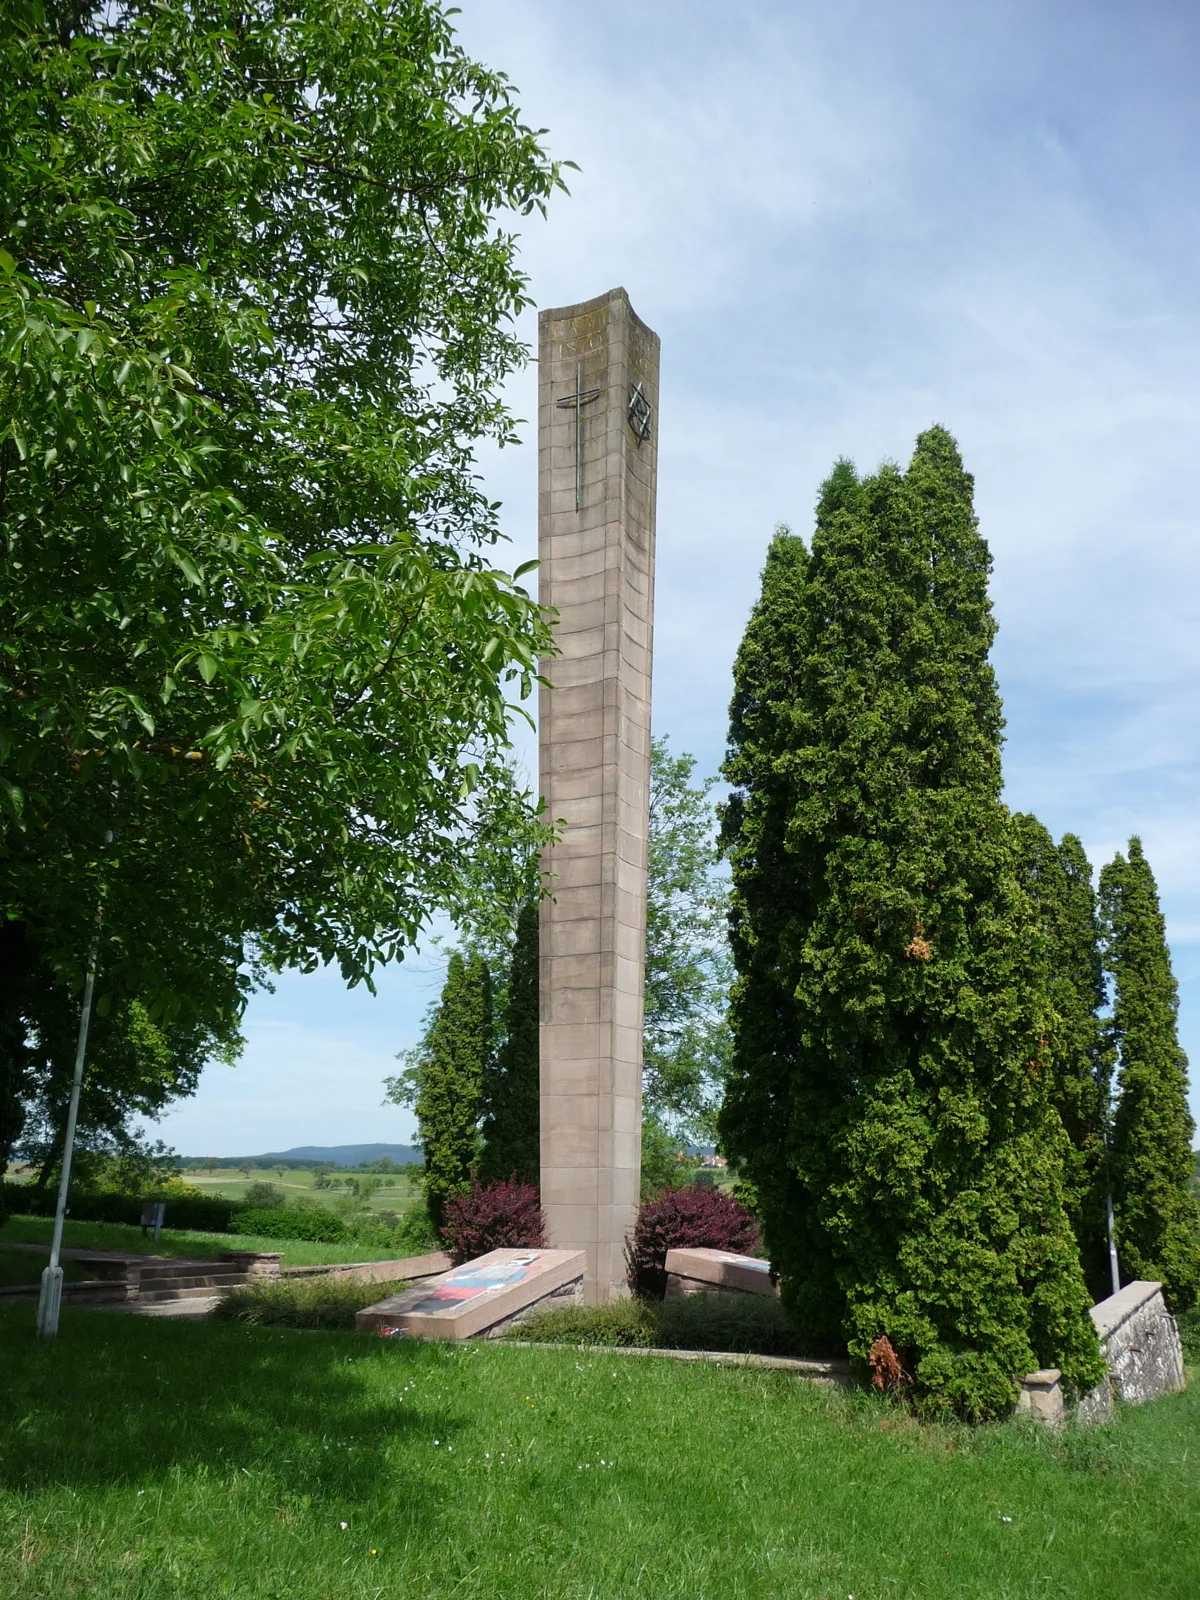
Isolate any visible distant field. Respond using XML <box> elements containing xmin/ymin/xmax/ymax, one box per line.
<box><xmin>179</xmin><ymin>1166</ymin><xmax>423</xmax><ymax>1215</ymax></box>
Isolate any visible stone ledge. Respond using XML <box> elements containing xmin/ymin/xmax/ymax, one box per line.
<box><xmin>504</xmin><ymin>1341</ymin><xmax>852</xmax><ymax>1385</ymax></box>
<box><xmin>1090</xmin><ymin>1280</ymin><xmax>1185</xmax><ymax>1407</ymax></box>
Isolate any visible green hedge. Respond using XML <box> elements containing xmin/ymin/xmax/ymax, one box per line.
<box><xmin>0</xmin><ymin>1183</ymin><xmax>237</xmax><ymax>1234</ymax></box>
<box><xmin>231</xmin><ymin>1207</ymin><xmax>349</xmax><ymax>1243</ymax></box>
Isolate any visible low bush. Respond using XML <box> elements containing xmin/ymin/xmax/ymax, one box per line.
<box><xmin>0</xmin><ymin>1182</ymin><xmax>238</xmax><ymax>1234</ymax></box>
<box><xmin>231</xmin><ymin>1207</ymin><xmax>349</xmax><ymax>1243</ymax></box>
<box><xmin>514</xmin><ymin>1292</ymin><xmax>823</xmax><ymax>1359</ymax></box>
<box><xmin>211</xmin><ymin>1275</ymin><xmax>409</xmax><ymax>1331</ymax></box>
<box><xmin>625</xmin><ymin>1182</ymin><xmax>760</xmax><ymax>1299</ymax></box>
<box><xmin>241</xmin><ymin>1182</ymin><xmax>287</xmax><ymax>1210</ymax></box>
<box><xmin>515</xmin><ymin>1299</ymin><xmax>655</xmax><ymax>1347</ymax></box>
<box><xmin>441</xmin><ymin>1177</ymin><xmax>545</xmax><ymax>1265</ymax></box>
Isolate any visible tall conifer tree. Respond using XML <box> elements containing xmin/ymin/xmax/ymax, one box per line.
<box><xmin>720</xmin><ymin>429</ymin><xmax>1103</xmax><ymax>1419</ymax></box>
<box><xmin>416</xmin><ymin>952</ymin><xmax>492</xmax><ymax>1227</ymax></box>
<box><xmin>479</xmin><ymin>900</ymin><xmax>540</xmax><ymax>1188</ymax></box>
<box><xmin>1011</xmin><ymin>818</ymin><xmax>1114</xmax><ymax>1296</ymax></box>
<box><xmin>1100</xmin><ymin>839</ymin><xmax>1200</xmax><ymax>1310</ymax></box>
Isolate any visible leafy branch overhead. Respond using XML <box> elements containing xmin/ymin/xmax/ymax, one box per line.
<box><xmin>0</xmin><ymin>1</ymin><xmax>569</xmax><ymax>1023</ymax></box>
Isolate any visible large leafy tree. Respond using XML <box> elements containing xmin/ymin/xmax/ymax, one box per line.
<box><xmin>0</xmin><ymin>0</ymin><xmax>563</xmax><ymax>1071</ymax></box>
<box><xmin>478</xmin><ymin>898</ymin><xmax>539</xmax><ymax>1188</ymax></box>
<box><xmin>643</xmin><ymin>736</ymin><xmax>732</xmax><ymax>1143</ymax></box>
<box><xmin>720</xmin><ymin>431</ymin><xmax>1103</xmax><ymax>1420</ymax></box>
<box><xmin>1011</xmin><ymin>818</ymin><xmax>1114</xmax><ymax>1297</ymax></box>
<box><xmin>1100</xmin><ymin>839</ymin><xmax>1200</xmax><ymax>1310</ymax></box>
<box><xmin>412</xmin><ymin>951</ymin><xmax>492</xmax><ymax>1227</ymax></box>
<box><xmin>0</xmin><ymin>921</ymin><xmax>236</xmax><ymax>1178</ymax></box>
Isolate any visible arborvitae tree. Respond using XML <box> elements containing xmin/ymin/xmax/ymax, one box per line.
<box><xmin>415</xmin><ymin>952</ymin><xmax>493</xmax><ymax>1228</ymax></box>
<box><xmin>478</xmin><ymin>900</ymin><xmax>540</xmax><ymax>1189</ymax></box>
<box><xmin>1100</xmin><ymin>839</ymin><xmax>1200</xmax><ymax>1310</ymax></box>
<box><xmin>720</xmin><ymin>429</ymin><xmax>1103</xmax><ymax>1419</ymax></box>
<box><xmin>1011</xmin><ymin>818</ymin><xmax>1114</xmax><ymax>1298</ymax></box>
<box><xmin>718</xmin><ymin>528</ymin><xmax>823</xmax><ymax>1317</ymax></box>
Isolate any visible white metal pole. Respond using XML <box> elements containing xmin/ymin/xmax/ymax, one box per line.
<box><xmin>1106</xmin><ymin>1189</ymin><xmax>1121</xmax><ymax>1298</ymax></box>
<box><xmin>36</xmin><ymin>939</ymin><xmax>100</xmax><ymax>1340</ymax></box>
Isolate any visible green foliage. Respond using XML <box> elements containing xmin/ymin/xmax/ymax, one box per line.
<box><xmin>478</xmin><ymin>898</ymin><xmax>540</xmax><ymax>1187</ymax></box>
<box><xmin>1</xmin><ymin>924</ymin><xmax>235</xmax><ymax>1179</ymax></box>
<box><xmin>639</xmin><ymin>1113</ymin><xmax>691</xmax><ymax>1200</ymax></box>
<box><xmin>719</xmin><ymin>431</ymin><xmax>1104</xmax><ymax>1420</ymax></box>
<box><xmin>2</xmin><ymin>1179</ymin><xmax>237</xmax><ymax>1233</ymax></box>
<box><xmin>1011</xmin><ymin>818</ymin><xmax>1115</xmax><ymax>1297</ymax></box>
<box><xmin>231</xmin><ymin>1207</ymin><xmax>349</xmax><ymax>1243</ymax></box>
<box><xmin>515</xmin><ymin>1292</ymin><xmax>819</xmax><ymax>1359</ymax></box>
<box><xmin>410</xmin><ymin>952</ymin><xmax>492</xmax><ymax>1227</ymax></box>
<box><xmin>0</xmin><ymin>0</ymin><xmax>563</xmax><ymax>1032</ymax></box>
<box><xmin>240</xmin><ymin>1182</ymin><xmax>286</xmax><ymax>1211</ymax></box>
<box><xmin>1100</xmin><ymin>839</ymin><xmax>1200</xmax><ymax>1311</ymax></box>
<box><xmin>644</xmin><ymin>737</ymin><xmax>732</xmax><ymax>1140</ymax></box>
<box><xmin>212</xmin><ymin>1275</ymin><xmax>409</xmax><ymax>1331</ymax></box>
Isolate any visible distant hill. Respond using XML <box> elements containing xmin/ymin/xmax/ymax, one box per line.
<box><xmin>179</xmin><ymin>1143</ymin><xmax>421</xmax><ymax>1169</ymax></box>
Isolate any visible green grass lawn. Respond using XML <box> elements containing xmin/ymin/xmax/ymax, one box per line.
<box><xmin>0</xmin><ymin>1215</ymin><xmax>418</xmax><ymax>1267</ymax></box>
<box><xmin>0</xmin><ymin>1250</ymin><xmax>97</xmax><ymax>1290</ymax></box>
<box><xmin>0</xmin><ymin>1307</ymin><xmax>1196</xmax><ymax>1599</ymax></box>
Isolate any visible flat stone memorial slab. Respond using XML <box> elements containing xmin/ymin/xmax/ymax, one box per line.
<box><xmin>664</xmin><ymin>1247</ymin><xmax>777</xmax><ymax>1298</ymax></box>
<box><xmin>355</xmin><ymin>1248</ymin><xmax>585</xmax><ymax>1340</ymax></box>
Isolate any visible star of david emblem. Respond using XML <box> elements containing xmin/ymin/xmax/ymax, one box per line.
<box><xmin>627</xmin><ymin>381</ymin><xmax>652</xmax><ymax>444</ymax></box>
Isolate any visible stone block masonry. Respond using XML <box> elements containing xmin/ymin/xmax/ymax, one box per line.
<box><xmin>538</xmin><ymin>288</ymin><xmax>659</xmax><ymax>1305</ymax></box>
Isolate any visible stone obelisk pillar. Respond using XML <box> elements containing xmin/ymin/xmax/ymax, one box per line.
<box><xmin>538</xmin><ymin>287</ymin><xmax>659</xmax><ymax>1304</ymax></box>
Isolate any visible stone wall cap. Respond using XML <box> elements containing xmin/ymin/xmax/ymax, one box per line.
<box><xmin>1090</xmin><ymin>1281</ymin><xmax>1164</xmax><ymax>1341</ymax></box>
<box><xmin>1022</xmin><ymin>1368</ymin><xmax>1062</xmax><ymax>1386</ymax></box>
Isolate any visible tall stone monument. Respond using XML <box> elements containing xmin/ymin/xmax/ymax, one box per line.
<box><xmin>538</xmin><ymin>287</ymin><xmax>659</xmax><ymax>1304</ymax></box>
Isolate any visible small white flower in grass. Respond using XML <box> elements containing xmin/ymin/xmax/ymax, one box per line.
<box><xmin>1000</xmin><ymin>1515</ymin><xmax>1013</xmax><ymax>1523</ymax></box>
<box><xmin>339</xmin><ymin>1522</ymin><xmax>348</xmax><ymax>1531</ymax></box>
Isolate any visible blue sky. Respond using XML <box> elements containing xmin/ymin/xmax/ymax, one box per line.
<box><xmin>152</xmin><ymin>0</ymin><xmax>1200</xmax><ymax>1155</ymax></box>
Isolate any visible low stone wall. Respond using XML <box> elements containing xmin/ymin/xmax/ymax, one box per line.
<box><xmin>1018</xmin><ymin>1280</ymin><xmax>1185</xmax><ymax>1426</ymax></box>
<box><xmin>1091</xmin><ymin>1280</ymin><xmax>1185</xmax><ymax>1406</ymax></box>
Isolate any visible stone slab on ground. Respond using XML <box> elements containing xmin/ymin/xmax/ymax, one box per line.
<box><xmin>355</xmin><ymin>1248</ymin><xmax>586</xmax><ymax>1339</ymax></box>
<box><xmin>664</xmin><ymin>1247</ymin><xmax>778</xmax><ymax>1299</ymax></box>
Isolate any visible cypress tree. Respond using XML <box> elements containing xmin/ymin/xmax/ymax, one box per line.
<box><xmin>1011</xmin><ymin>818</ymin><xmax>1114</xmax><ymax>1297</ymax></box>
<box><xmin>720</xmin><ymin>428</ymin><xmax>1103</xmax><ymax>1419</ymax></box>
<box><xmin>479</xmin><ymin>899</ymin><xmax>540</xmax><ymax>1188</ymax></box>
<box><xmin>416</xmin><ymin>952</ymin><xmax>493</xmax><ymax>1228</ymax></box>
<box><xmin>1100</xmin><ymin>839</ymin><xmax>1200</xmax><ymax>1310</ymax></box>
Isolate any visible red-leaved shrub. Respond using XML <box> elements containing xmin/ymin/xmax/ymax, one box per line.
<box><xmin>440</xmin><ymin>1176</ymin><xmax>546</xmax><ymax>1265</ymax></box>
<box><xmin>625</xmin><ymin>1182</ymin><xmax>760</xmax><ymax>1299</ymax></box>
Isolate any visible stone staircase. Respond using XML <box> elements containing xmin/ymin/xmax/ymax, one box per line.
<box><xmin>0</xmin><ymin>1247</ymin><xmax>279</xmax><ymax>1308</ymax></box>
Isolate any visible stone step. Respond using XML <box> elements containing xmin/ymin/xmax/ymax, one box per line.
<box><xmin>135</xmin><ymin>1274</ymin><xmax>250</xmax><ymax>1296</ymax></box>
<box><xmin>136</xmin><ymin>1282</ymin><xmax>248</xmax><ymax>1303</ymax></box>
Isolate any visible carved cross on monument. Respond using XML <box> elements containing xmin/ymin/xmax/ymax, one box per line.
<box><xmin>554</xmin><ymin>361</ymin><xmax>602</xmax><ymax>510</ymax></box>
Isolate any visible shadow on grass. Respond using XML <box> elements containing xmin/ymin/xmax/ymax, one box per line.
<box><xmin>0</xmin><ymin>1304</ymin><xmax>460</xmax><ymax>1516</ymax></box>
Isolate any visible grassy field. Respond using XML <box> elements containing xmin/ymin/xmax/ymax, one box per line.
<box><xmin>0</xmin><ymin>1307</ymin><xmax>1196</xmax><ymax>1599</ymax></box>
<box><xmin>181</xmin><ymin>1165</ymin><xmax>424</xmax><ymax>1215</ymax></box>
<box><xmin>0</xmin><ymin>1215</ymin><xmax>420</xmax><ymax>1267</ymax></box>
